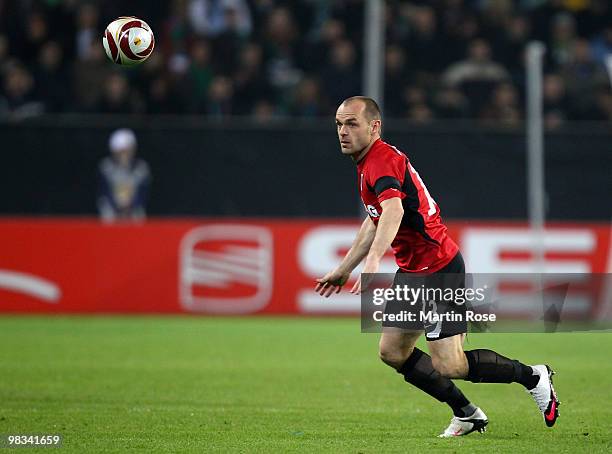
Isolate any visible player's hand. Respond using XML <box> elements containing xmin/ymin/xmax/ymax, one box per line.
<box><xmin>315</xmin><ymin>269</ymin><xmax>350</xmax><ymax>297</ymax></box>
<box><xmin>350</xmin><ymin>259</ymin><xmax>380</xmax><ymax>295</ymax></box>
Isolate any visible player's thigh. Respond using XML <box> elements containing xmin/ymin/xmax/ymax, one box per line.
<box><xmin>427</xmin><ymin>333</ymin><xmax>468</xmax><ymax>378</ymax></box>
<box><xmin>379</xmin><ymin>328</ymin><xmax>422</xmax><ymax>366</ymax></box>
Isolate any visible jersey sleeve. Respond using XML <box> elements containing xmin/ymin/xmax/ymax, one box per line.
<box><xmin>367</xmin><ymin>153</ymin><xmax>406</xmax><ymax>203</ymax></box>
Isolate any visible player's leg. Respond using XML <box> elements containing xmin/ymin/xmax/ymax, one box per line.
<box><xmin>427</xmin><ymin>334</ymin><xmax>539</xmax><ymax>387</ymax></box>
<box><xmin>418</xmin><ymin>333</ymin><xmax>487</xmax><ymax>437</ymax></box>
<box><xmin>427</xmin><ymin>251</ymin><xmax>530</xmax><ymax>385</ymax></box>
<box><xmin>463</xmin><ymin>346</ymin><xmax>560</xmax><ymax>426</ymax></box>
<box><xmin>427</xmin><ymin>333</ymin><xmax>560</xmax><ymax>427</ymax></box>
<box><xmin>378</xmin><ymin>328</ymin><xmax>421</xmax><ymax>369</ymax></box>
<box><xmin>427</xmin><ymin>333</ymin><xmax>469</xmax><ymax>378</ymax></box>
<box><xmin>427</xmin><ymin>251</ymin><xmax>559</xmax><ymax>427</ymax></box>
<box><xmin>379</xmin><ymin>328</ymin><xmax>478</xmax><ymax>420</ymax></box>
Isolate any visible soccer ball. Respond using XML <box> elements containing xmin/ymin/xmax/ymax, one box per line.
<box><xmin>103</xmin><ymin>17</ymin><xmax>155</xmax><ymax>66</ymax></box>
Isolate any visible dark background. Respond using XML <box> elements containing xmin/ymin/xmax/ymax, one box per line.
<box><xmin>2</xmin><ymin>117</ymin><xmax>610</xmax><ymax>220</ymax></box>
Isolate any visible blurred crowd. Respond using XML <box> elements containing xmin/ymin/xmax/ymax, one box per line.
<box><xmin>2</xmin><ymin>0</ymin><xmax>612</xmax><ymax>126</ymax></box>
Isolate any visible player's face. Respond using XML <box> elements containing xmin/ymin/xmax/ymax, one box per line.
<box><xmin>335</xmin><ymin>102</ymin><xmax>376</xmax><ymax>156</ymax></box>
<box><xmin>114</xmin><ymin>147</ymin><xmax>135</xmax><ymax>167</ymax></box>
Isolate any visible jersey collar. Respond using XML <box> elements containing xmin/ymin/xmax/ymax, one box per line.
<box><xmin>355</xmin><ymin>138</ymin><xmax>382</xmax><ymax>167</ymax></box>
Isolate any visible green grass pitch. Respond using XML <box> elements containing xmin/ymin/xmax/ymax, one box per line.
<box><xmin>0</xmin><ymin>316</ymin><xmax>610</xmax><ymax>453</ymax></box>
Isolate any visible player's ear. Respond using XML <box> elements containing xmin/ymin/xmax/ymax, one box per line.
<box><xmin>371</xmin><ymin>120</ymin><xmax>381</xmax><ymax>135</ymax></box>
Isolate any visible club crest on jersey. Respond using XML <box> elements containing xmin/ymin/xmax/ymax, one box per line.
<box><xmin>365</xmin><ymin>204</ymin><xmax>380</xmax><ymax>218</ymax></box>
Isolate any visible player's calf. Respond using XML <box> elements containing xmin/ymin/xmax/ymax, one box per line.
<box><xmin>397</xmin><ymin>348</ymin><xmax>478</xmax><ymax>418</ymax></box>
<box><xmin>431</xmin><ymin>357</ymin><xmax>468</xmax><ymax>379</ymax></box>
<box><xmin>464</xmin><ymin>349</ymin><xmax>539</xmax><ymax>389</ymax></box>
<box><xmin>463</xmin><ymin>350</ymin><xmax>560</xmax><ymax>428</ymax></box>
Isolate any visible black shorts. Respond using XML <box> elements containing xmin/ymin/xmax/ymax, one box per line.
<box><xmin>381</xmin><ymin>252</ymin><xmax>468</xmax><ymax>341</ymax></box>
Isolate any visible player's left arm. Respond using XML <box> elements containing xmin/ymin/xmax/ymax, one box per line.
<box><xmin>350</xmin><ymin>197</ymin><xmax>403</xmax><ymax>294</ymax></box>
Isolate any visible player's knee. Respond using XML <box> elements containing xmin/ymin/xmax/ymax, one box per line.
<box><xmin>379</xmin><ymin>345</ymin><xmax>412</xmax><ymax>369</ymax></box>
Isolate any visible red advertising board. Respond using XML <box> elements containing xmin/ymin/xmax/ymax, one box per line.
<box><xmin>0</xmin><ymin>219</ymin><xmax>610</xmax><ymax>315</ymax></box>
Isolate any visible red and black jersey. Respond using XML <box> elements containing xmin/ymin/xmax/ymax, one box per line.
<box><xmin>356</xmin><ymin>139</ymin><xmax>458</xmax><ymax>273</ymax></box>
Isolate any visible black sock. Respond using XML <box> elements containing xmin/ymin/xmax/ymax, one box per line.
<box><xmin>464</xmin><ymin>349</ymin><xmax>539</xmax><ymax>389</ymax></box>
<box><xmin>518</xmin><ymin>363</ymin><xmax>540</xmax><ymax>390</ymax></box>
<box><xmin>398</xmin><ymin>348</ymin><xmax>475</xmax><ymax>417</ymax></box>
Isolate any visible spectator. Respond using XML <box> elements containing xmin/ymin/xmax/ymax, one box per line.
<box><xmin>590</xmin><ymin>89</ymin><xmax>612</xmax><ymax>122</ymax></box>
<box><xmin>530</xmin><ymin>0</ymin><xmax>566</xmax><ymax>43</ymax></box>
<box><xmin>165</xmin><ymin>0</ymin><xmax>194</xmax><ymax>55</ymax></box>
<box><xmin>401</xmin><ymin>85</ymin><xmax>434</xmax><ymax>122</ymax></box>
<box><xmin>72</xmin><ymin>41</ymin><xmax>113</xmax><ymax>111</ymax></box>
<box><xmin>252</xmin><ymin>99</ymin><xmax>276</xmax><ymax>122</ymax></box>
<box><xmin>34</xmin><ymin>41</ymin><xmax>70</xmax><ymax>112</ymax></box>
<box><xmin>432</xmin><ymin>84</ymin><xmax>469</xmax><ymax>119</ymax></box>
<box><xmin>548</xmin><ymin>12</ymin><xmax>578</xmax><ymax>68</ymax></box>
<box><xmin>439</xmin><ymin>7</ymin><xmax>481</xmax><ymax>65</ymax></box>
<box><xmin>165</xmin><ymin>52</ymin><xmax>194</xmax><ymax>113</ymax></box>
<box><xmin>407</xmin><ymin>102</ymin><xmax>434</xmax><ymax>123</ymax></box>
<box><xmin>188</xmin><ymin>0</ymin><xmax>252</xmax><ymax>38</ymax></box>
<box><xmin>479</xmin><ymin>82</ymin><xmax>521</xmax><ymax>126</ymax></box>
<box><xmin>74</xmin><ymin>3</ymin><xmax>99</xmax><ymax>61</ymax></box>
<box><xmin>542</xmin><ymin>73</ymin><xmax>570</xmax><ymax>129</ymax></box>
<box><xmin>18</xmin><ymin>12</ymin><xmax>49</xmax><ymax>65</ymax></box>
<box><xmin>442</xmin><ymin>39</ymin><xmax>510</xmax><ymax>114</ymax></box>
<box><xmin>301</xmin><ymin>19</ymin><xmax>346</xmax><ymax>73</ymax></box>
<box><xmin>96</xmin><ymin>72</ymin><xmax>141</xmax><ymax>114</ymax></box>
<box><xmin>590</xmin><ymin>26</ymin><xmax>612</xmax><ymax>64</ymax></box>
<box><xmin>480</xmin><ymin>0</ymin><xmax>514</xmax><ymax>35</ymax></box>
<box><xmin>328</xmin><ymin>0</ymin><xmax>364</xmax><ymax>45</ymax></box>
<box><xmin>263</xmin><ymin>7</ymin><xmax>302</xmax><ymax>92</ymax></box>
<box><xmin>2</xmin><ymin>0</ymin><xmax>612</xmax><ymax>123</ymax></box>
<box><xmin>206</xmin><ymin>75</ymin><xmax>233</xmax><ymax>116</ymax></box>
<box><xmin>188</xmin><ymin>39</ymin><xmax>214</xmax><ymax>103</ymax></box>
<box><xmin>97</xmin><ymin>129</ymin><xmax>151</xmax><ymax>222</ymax></box>
<box><xmin>233</xmin><ymin>43</ymin><xmax>274</xmax><ymax>115</ymax></box>
<box><xmin>134</xmin><ymin>51</ymin><xmax>167</xmax><ymax>111</ymax></box>
<box><xmin>384</xmin><ymin>45</ymin><xmax>410</xmax><ymax>117</ymax></box>
<box><xmin>495</xmin><ymin>15</ymin><xmax>532</xmax><ymax>75</ymax></box>
<box><xmin>561</xmin><ymin>38</ymin><xmax>608</xmax><ymax>120</ymax></box>
<box><xmin>211</xmin><ymin>2</ymin><xmax>250</xmax><ymax>74</ymax></box>
<box><xmin>442</xmin><ymin>39</ymin><xmax>510</xmax><ymax>87</ymax></box>
<box><xmin>561</xmin><ymin>39</ymin><xmax>607</xmax><ymax>101</ymax></box>
<box><xmin>403</xmin><ymin>5</ymin><xmax>448</xmax><ymax>74</ymax></box>
<box><xmin>146</xmin><ymin>76</ymin><xmax>176</xmax><ymax>114</ymax></box>
<box><xmin>0</xmin><ymin>63</ymin><xmax>44</xmax><ymax>119</ymax></box>
<box><xmin>289</xmin><ymin>77</ymin><xmax>324</xmax><ymax>117</ymax></box>
<box><xmin>321</xmin><ymin>39</ymin><xmax>360</xmax><ymax>108</ymax></box>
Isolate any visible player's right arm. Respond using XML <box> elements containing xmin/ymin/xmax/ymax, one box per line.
<box><xmin>315</xmin><ymin>216</ymin><xmax>376</xmax><ymax>297</ymax></box>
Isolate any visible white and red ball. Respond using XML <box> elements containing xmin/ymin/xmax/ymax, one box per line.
<box><xmin>103</xmin><ymin>17</ymin><xmax>155</xmax><ymax>66</ymax></box>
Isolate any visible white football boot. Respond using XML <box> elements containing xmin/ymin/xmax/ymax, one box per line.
<box><xmin>527</xmin><ymin>364</ymin><xmax>560</xmax><ymax>427</ymax></box>
<box><xmin>438</xmin><ymin>407</ymin><xmax>488</xmax><ymax>438</ymax></box>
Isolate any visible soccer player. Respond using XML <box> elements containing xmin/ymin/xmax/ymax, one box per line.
<box><xmin>315</xmin><ymin>96</ymin><xmax>560</xmax><ymax>437</ymax></box>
